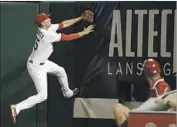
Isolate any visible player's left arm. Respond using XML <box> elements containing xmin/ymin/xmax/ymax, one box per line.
<box><xmin>48</xmin><ymin>16</ymin><xmax>82</xmax><ymax>32</ymax></box>
<box><xmin>59</xmin><ymin>16</ymin><xmax>82</xmax><ymax>29</ymax></box>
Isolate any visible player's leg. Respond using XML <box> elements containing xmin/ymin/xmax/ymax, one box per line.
<box><xmin>44</xmin><ymin>60</ymin><xmax>78</xmax><ymax>98</ymax></box>
<box><xmin>10</xmin><ymin>64</ymin><xmax>48</xmax><ymax>122</ymax></box>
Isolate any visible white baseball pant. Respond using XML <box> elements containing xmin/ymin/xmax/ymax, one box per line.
<box><xmin>15</xmin><ymin>60</ymin><xmax>73</xmax><ymax>115</ymax></box>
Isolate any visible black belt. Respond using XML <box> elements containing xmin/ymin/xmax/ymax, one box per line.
<box><xmin>29</xmin><ymin>60</ymin><xmax>44</xmax><ymax>65</ymax></box>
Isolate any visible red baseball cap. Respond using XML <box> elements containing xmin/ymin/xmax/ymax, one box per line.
<box><xmin>143</xmin><ymin>59</ymin><xmax>160</xmax><ymax>75</ymax></box>
<box><xmin>35</xmin><ymin>13</ymin><xmax>51</xmax><ymax>25</ymax></box>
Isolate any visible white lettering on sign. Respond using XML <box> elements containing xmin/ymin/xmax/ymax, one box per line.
<box><xmin>107</xmin><ymin>62</ymin><xmax>173</xmax><ymax>76</ymax></box>
<box><xmin>109</xmin><ymin>9</ymin><xmax>176</xmax><ymax>75</ymax></box>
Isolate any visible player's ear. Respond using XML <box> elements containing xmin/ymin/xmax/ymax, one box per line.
<box><xmin>36</xmin><ymin>22</ymin><xmax>41</xmax><ymax>27</ymax></box>
<box><xmin>41</xmin><ymin>20</ymin><xmax>46</xmax><ymax>26</ymax></box>
<box><xmin>41</xmin><ymin>22</ymin><xmax>44</xmax><ymax>26</ymax></box>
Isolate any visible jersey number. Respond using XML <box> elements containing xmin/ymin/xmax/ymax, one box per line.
<box><xmin>34</xmin><ymin>37</ymin><xmax>40</xmax><ymax>50</ymax></box>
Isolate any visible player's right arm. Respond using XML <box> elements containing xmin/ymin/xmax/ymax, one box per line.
<box><xmin>61</xmin><ymin>24</ymin><xmax>94</xmax><ymax>41</ymax></box>
<box><xmin>46</xmin><ymin>24</ymin><xmax>94</xmax><ymax>43</ymax></box>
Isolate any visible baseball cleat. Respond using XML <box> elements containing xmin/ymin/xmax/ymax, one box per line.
<box><xmin>10</xmin><ymin>105</ymin><xmax>17</xmax><ymax>124</ymax></box>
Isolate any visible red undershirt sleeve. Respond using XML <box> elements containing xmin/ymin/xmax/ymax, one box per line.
<box><xmin>61</xmin><ymin>33</ymin><xmax>80</xmax><ymax>41</ymax></box>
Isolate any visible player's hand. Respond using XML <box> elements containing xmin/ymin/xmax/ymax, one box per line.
<box><xmin>83</xmin><ymin>24</ymin><xmax>95</xmax><ymax>35</ymax></box>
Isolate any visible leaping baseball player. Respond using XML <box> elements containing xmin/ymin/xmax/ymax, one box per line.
<box><xmin>10</xmin><ymin>11</ymin><xmax>95</xmax><ymax>124</ymax></box>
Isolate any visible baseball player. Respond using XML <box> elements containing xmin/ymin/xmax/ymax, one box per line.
<box><xmin>143</xmin><ymin>59</ymin><xmax>171</xmax><ymax>97</ymax></box>
<box><xmin>112</xmin><ymin>59</ymin><xmax>172</xmax><ymax>127</ymax></box>
<box><xmin>10</xmin><ymin>13</ymin><xmax>95</xmax><ymax>123</ymax></box>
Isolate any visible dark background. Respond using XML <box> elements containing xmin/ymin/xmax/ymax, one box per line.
<box><xmin>0</xmin><ymin>1</ymin><xmax>176</xmax><ymax>127</ymax></box>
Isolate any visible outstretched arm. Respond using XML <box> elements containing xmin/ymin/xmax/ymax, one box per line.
<box><xmin>60</xmin><ymin>24</ymin><xmax>94</xmax><ymax>41</ymax></box>
<box><xmin>57</xmin><ymin>10</ymin><xmax>94</xmax><ymax>30</ymax></box>
<box><xmin>60</xmin><ymin>16</ymin><xmax>82</xmax><ymax>29</ymax></box>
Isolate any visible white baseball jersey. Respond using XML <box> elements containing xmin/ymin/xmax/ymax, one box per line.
<box><xmin>29</xmin><ymin>24</ymin><xmax>61</xmax><ymax>63</ymax></box>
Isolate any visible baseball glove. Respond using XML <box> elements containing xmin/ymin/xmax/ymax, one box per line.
<box><xmin>81</xmin><ymin>10</ymin><xmax>94</xmax><ymax>23</ymax></box>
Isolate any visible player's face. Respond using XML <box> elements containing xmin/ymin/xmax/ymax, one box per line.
<box><xmin>42</xmin><ymin>18</ymin><xmax>51</xmax><ymax>28</ymax></box>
